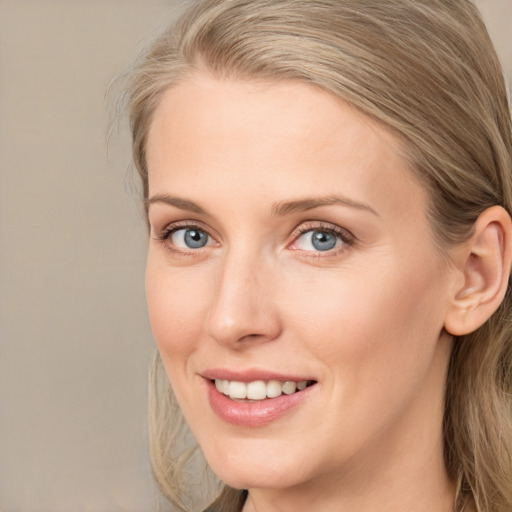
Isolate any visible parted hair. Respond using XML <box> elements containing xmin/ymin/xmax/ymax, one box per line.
<box><xmin>124</xmin><ymin>1</ymin><xmax>512</xmax><ymax>510</ymax></box>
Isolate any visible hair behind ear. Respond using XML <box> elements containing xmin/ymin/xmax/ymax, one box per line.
<box><xmin>442</xmin><ymin>208</ymin><xmax>512</xmax><ymax>512</ymax></box>
<box><xmin>444</xmin><ymin>284</ymin><xmax>512</xmax><ymax>512</ymax></box>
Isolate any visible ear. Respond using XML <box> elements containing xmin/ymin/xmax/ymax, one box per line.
<box><xmin>444</xmin><ymin>206</ymin><xmax>512</xmax><ymax>336</ymax></box>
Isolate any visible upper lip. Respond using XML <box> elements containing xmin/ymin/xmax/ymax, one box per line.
<box><xmin>201</xmin><ymin>368</ymin><xmax>316</xmax><ymax>383</ymax></box>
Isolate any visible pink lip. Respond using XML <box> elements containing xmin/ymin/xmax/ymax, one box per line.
<box><xmin>203</xmin><ymin>374</ymin><xmax>317</xmax><ymax>428</ymax></box>
<box><xmin>202</xmin><ymin>368</ymin><xmax>315</xmax><ymax>383</ymax></box>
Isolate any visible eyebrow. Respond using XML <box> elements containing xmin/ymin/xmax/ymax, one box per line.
<box><xmin>271</xmin><ymin>195</ymin><xmax>379</xmax><ymax>217</ymax></box>
<box><xmin>147</xmin><ymin>193</ymin><xmax>378</xmax><ymax>217</ymax></box>
<box><xmin>147</xmin><ymin>194</ymin><xmax>208</xmax><ymax>214</ymax></box>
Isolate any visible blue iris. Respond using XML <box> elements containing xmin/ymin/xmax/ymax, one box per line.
<box><xmin>311</xmin><ymin>230</ymin><xmax>337</xmax><ymax>251</ymax></box>
<box><xmin>184</xmin><ymin>229</ymin><xmax>208</xmax><ymax>248</ymax></box>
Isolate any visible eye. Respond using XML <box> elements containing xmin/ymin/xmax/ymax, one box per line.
<box><xmin>290</xmin><ymin>224</ymin><xmax>354</xmax><ymax>254</ymax></box>
<box><xmin>295</xmin><ymin>229</ymin><xmax>342</xmax><ymax>251</ymax></box>
<box><xmin>169</xmin><ymin>227</ymin><xmax>211</xmax><ymax>249</ymax></box>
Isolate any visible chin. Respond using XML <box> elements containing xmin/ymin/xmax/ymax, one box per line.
<box><xmin>216</xmin><ymin>469</ymin><xmax>300</xmax><ymax>492</ymax></box>
<box><xmin>203</xmin><ymin>444</ymin><xmax>313</xmax><ymax>491</ymax></box>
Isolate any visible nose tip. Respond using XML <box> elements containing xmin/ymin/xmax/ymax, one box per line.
<box><xmin>205</xmin><ymin>259</ymin><xmax>281</xmax><ymax>348</ymax></box>
<box><xmin>208</xmin><ymin>316</ymin><xmax>277</xmax><ymax>347</ymax></box>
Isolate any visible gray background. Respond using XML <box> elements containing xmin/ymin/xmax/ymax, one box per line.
<box><xmin>0</xmin><ymin>1</ymin><xmax>510</xmax><ymax>511</ymax></box>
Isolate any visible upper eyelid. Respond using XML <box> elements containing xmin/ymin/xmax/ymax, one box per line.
<box><xmin>155</xmin><ymin>219</ymin><xmax>214</xmax><ymax>238</ymax></box>
<box><xmin>292</xmin><ymin>221</ymin><xmax>355</xmax><ymax>240</ymax></box>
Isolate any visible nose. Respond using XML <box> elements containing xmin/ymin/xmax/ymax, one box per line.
<box><xmin>205</xmin><ymin>250</ymin><xmax>282</xmax><ymax>348</ymax></box>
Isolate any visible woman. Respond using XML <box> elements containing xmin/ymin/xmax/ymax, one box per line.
<box><xmin>124</xmin><ymin>1</ymin><xmax>512</xmax><ymax>510</ymax></box>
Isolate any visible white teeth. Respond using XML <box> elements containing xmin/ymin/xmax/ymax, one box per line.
<box><xmin>282</xmin><ymin>381</ymin><xmax>297</xmax><ymax>395</ymax></box>
<box><xmin>214</xmin><ymin>378</ymin><xmax>312</xmax><ymax>400</ymax></box>
<box><xmin>228</xmin><ymin>381</ymin><xmax>247</xmax><ymax>399</ymax></box>
<box><xmin>247</xmin><ymin>380</ymin><xmax>267</xmax><ymax>400</ymax></box>
<box><xmin>266</xmin><ymin>380</ymin><xmax>283</xmax><ymax>398</ymax></box>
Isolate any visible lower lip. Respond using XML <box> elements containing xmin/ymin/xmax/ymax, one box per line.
<box><xmin>205</xmin><ymin>380</ymin><xmax>316</xmax><ymax>427</ymax></box>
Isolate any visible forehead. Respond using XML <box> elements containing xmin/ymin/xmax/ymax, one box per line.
<box><xmin>148</xmin><ymin>75</ymin><xmax>400</xmax><ymax>156</ymax></box>
<box><xmin>146</xmin><ymin>74</ymin><xmax>427</xmax><ymax>221</ymax></box>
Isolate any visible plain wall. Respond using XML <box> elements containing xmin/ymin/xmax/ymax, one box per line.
<box><xmin>0</xmin><ymin>1</ymin><xmax>178</xmax><ymax>511</ymax></box>
<box><xmin>0</xmin><ymin>1</ymin><xmax>510</xmax><ymax>511</ymax></box>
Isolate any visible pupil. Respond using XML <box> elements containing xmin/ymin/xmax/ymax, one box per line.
<box><xmin>312</xmin><ymin>231</ymin><xmax>336</xmax><ymax>251</ymax></box>
<box><xmin>185</xmin><ymin>229</ymin><xmax>207</xmax><ymax>248</ymax></box>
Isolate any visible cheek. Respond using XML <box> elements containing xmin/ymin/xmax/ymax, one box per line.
<box><xmin>279</xmin><ymin>261</ymin><xmax>450</xmax><ymax>462</ymax></box>
<box><xmin>145</xmin><ymin>255</ymin><xmax>210</xmax><ymax>366</ymax></box>
<box><xmin>286</xmin><ymin>259</ymin><xmax>448</xmax><ymax>387</ymax></box>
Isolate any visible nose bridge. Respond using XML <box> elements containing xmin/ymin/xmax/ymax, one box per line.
<box><xmin>206</xmin><ymin>244</ymin><xmax>280</xmax><ymax>347</ymax></box>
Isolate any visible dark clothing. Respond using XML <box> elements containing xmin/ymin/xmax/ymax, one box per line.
<box><xmin>203</xmin><ymin>489</ymin><xmax>248</xmax><ymax>512</ymax></box>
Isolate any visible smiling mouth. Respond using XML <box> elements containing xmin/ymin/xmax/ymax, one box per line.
<box><xmin>213</xmin><ymin>379</ymin><xmax>317</xmax><ymax>401</ymax></box>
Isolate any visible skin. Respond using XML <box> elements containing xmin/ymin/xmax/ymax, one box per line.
<box><xmin>145</xmin><ymin>75</ymin><xmax>462</xmax><ymax>511</ymax></box>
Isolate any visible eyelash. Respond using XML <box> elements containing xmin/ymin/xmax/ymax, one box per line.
<box><xmin>154</xmin><ymin>220</ymin><xmax>214</xmax><ymax>256</ymax></box>
<box><xmin>290</xmin><ymin>222</ymin><xmax>356</xmax><ymax>256</ymax></box>
<box><xmin>154</xmin><ymin>220</ymin><xmax>356</xmax><ymax>257</ymax></box>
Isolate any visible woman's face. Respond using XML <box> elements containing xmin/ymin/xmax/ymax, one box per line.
<box><xmin>145</xmin><ymin>76</ymin><xmax>457</xmax><ymax>494</ymax></box>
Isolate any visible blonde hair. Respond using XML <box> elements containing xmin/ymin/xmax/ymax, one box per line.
<box><xmin>125</xmin><ymin>1</ymin><xmax>512</xmax><ymax>510</ymax></box>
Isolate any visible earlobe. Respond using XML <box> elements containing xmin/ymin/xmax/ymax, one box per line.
<box><xmin>444</xmin><ymin>206</ymin><xmax>512</xmax><ymax>336</ymax></box>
